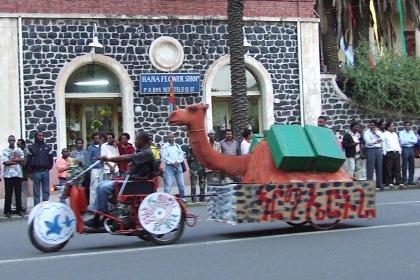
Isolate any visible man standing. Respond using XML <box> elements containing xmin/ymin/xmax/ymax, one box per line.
<box><xmin>342</xmin><ymin>122</ymin><xmax>363</xmax><ymax>180</ymax></box>
<box><xmin>206</xmin><ymin>129</ymin><xmax>222</xmax><ymax>184</ymax></box>
<box><xmin>56</xmin><ymin>148</ymin><xmax>71</xmax><ymax>186</ymax></box>
<box><xmin>220</xmin><ymin>129</ymin><xmax>240</xmax><ymax>156</ymax></box>
<box><xmin>186</xmin><ymin>145</ymin><xmax>205</xmax><ymax>202</ymax></box>
<box><xmin>363</xmin><ymin>120</ymin><xmax>384</xmax><ymax>190</ymax></box>
<box><xmin>86</xmin><ymin>133</ymin><xmax>103</xmax><ymax>206</ymax></box>
<box><xmin>70</xmin><ymin>138</ymin><xmax>87</xmax><ymax>167</ymax></box>
<box><xmin>220</xmin><ymin>129</ymin><xmax>240</xmax><ymax>182</ymax></box>
<box><xmin>117</xmin><ymin>133</ymin><xmax>135</xmax><ymax>176</ymax></box>
<box><xmin>382</xmin><ymin>122</ymin><xmax>403</xmax><ymax>188</ymax></box>
<box><xmin>71</xmin><ymin>138</ymin><xmax>90</xmax><ymax>201</ymax></box>
<box><xmin>101</xmin><ymin>132</ymin><xmax>120</xmax><ymax>180</ymax></box>
<box><xmin>2</xmin><ymin>135</ymin><xmax>25</xmax><ymax>217</ymax></box>
<box><xmin>317</xmin><ymin>116</ymin><xmax>327</xmax><ymax>127</ymax></box>
<box><xmin>399</xmin><ymin>121</ymin><xmax>417</xmax><ymax>186</ymax></box>
<box><xmin>160</xmin><ymin>132</ymin><xmax>186</xmax><ymax>202</ymax></box>
<box><xmin>27</xmin><ymin>131</ymin><xmax>53</xmax><ymax>206</ymax></box>
<box><xmin>208</xmin><ymin>129</ymin><xmax>221</xmax><ymax>152</ymax></box>
<box><xmin>16</xmin><ymin>139</ymin><xmax>30</xmax><ymax>213</ymax></box>
<box><xmin>240</xmin><ymin>127</ymin><xmax>253</xmax><ymax>155</ymax></box>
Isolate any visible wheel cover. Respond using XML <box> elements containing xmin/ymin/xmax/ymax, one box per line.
<box><xmin>138</xmin><ymin>192</ymin><xmax>181</xmax><ymax>235</ymax></box>
<box><xmin>32</xmin><ymin>202</ymin><xmax>76</xmax><ymax>245</ymax></box>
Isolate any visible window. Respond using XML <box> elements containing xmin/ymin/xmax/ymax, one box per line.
<box><xmin>65</xmin><ymin>64</ymin><xmax>120</xmax><ymax>94</ymax></box>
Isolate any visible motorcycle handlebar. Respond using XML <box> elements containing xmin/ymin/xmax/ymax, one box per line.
<box><xmin>66</xmin><ymin>160</ymin><xmax>102</xmax><ymax>184</ymax></box>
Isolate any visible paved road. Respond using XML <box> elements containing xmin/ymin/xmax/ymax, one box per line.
<box><xmin>1</xmin><ymin>189</ymin><xmax>420</xmax><ymax>280</ymax></box>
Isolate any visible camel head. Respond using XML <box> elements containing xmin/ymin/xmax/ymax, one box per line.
<box><xmin>169</xmin><ymin>104</ymin><xmax>208</xmax><ymax>128</ymax></box>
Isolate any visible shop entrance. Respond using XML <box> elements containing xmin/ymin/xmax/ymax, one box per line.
<box><xmin>65</xmin><ymin>99</ymin><xmax>122</xmax><ymax>149</ymax></box>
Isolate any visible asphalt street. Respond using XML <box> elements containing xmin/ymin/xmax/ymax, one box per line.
<box><xmin>1</xmin><ymin>189</ymin><xmax>420</xmax><ymax>280</ymax></box>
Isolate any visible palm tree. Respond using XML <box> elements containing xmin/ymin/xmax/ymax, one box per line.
<box><xmin>318</xmin><ymin>0</ymin><xmax>340</xmax><ymax>74</ymax></box>
<box><xmin>227</xmin><ymin>0</ymin><xmax>248</xmax><ymax>139</ymax></box>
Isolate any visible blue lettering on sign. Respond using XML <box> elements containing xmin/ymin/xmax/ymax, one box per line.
<box><xmin>140</xmin><ymin>73</ymin><xmax>200</xmax><ymax>95</ymax></box>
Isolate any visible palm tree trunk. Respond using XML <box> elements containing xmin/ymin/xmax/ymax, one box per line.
<box><xmin>321</xmin><ymin>0</ymin><xmax>340</xmax><ymax>74</ymax></box>
<box><xmin>352</xmin><ymin>0</ymin><xmax>370</xmax><ymax>51</ymax></box>
<box><xmin>227</xmin><ymin>0</ymin><xmax>248</xmax><ymax>139</ymax></box>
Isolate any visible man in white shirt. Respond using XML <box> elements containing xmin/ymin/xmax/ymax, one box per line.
<box><xmin>382</xmin><ymin>122</ymin><xmax>403</xmax><ymax>187</ymax></box>
<box><xmin>100</xmin><ymin>132</ymin><xmax>120</xmax><ymax>180</ymax></box>
<box><xmin>160</xmin><ymin>132</ymin><xmax>186</xmax><ymax>202</ymax></box>
<box><xmin>363</xmin><ymin>120</ymin><xmax>384</xmax><ymax>190</ymax></box>
<box><xmin>240</xmin><ymin>127</ymin><xmax>252</xmax><ymax>155</ymax></box>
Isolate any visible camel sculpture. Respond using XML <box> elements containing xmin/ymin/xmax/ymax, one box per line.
<box><xmin>169</xmin><ymin>104</ymin><xmax>352</xmax><ymax>184</ymax></box>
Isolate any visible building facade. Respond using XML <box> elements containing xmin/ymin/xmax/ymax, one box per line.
<box><xmin>1</xmin><ymin>0</ymin><xmax>321</xmax><ymax>154</ymax></box>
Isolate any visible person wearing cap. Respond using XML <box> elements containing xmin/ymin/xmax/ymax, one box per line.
<box><xmin>208</xmin><ymin>129</ymin><xmax>221</xmax><ymax>153</ymax></box>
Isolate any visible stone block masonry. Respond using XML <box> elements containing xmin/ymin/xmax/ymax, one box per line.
<box><xmin>21</xmin><ymin>18</ymin><xmax>300</xmax><ymax>152</ymax></box>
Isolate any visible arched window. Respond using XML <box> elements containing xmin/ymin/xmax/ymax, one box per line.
<box><xmin>64</xmin><ymin>63</ymin><xmax>122</xmax><ymax>149</ymax></box>
<box><xmin>211</xmin><ymin>65</ymin><xmax>262</xmax><ymax>138</ymax></box>
<box><xmin>65</xmin><ymin>64</ymin><xmax>120</xmax><ymax>94</ymax></box>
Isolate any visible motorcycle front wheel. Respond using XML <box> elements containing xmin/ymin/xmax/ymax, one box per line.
<box><xmin>147</xmin><ymin>212</ymin><xmax>185</xmax><ymax>245</ymax></box>
<box><xmin>28</xmin><ymin>221</ymin><xmax>69</xmax><ymax>253</ymax></box>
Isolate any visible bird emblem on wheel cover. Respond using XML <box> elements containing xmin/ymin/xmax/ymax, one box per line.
<box><xmin>44</xmin><ymin>215</ymin><xmax>62</xmax><ymax>236</ymax></box>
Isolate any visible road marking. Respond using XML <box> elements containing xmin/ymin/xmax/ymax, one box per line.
<box><xmin>376</xmin><ymin>200</ymin><xmax>420</xmax><ymax>206</ymax></box>
<box><xmin>2</xmin><ymin>221</ymin><xmax>420</xmax><ymax>265</ymax></box>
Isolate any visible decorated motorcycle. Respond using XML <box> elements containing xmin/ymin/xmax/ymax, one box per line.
<box><xmin>28</xmin><ymin>161</ymin><xmax>197</xmax><ymax>253</ymax></box>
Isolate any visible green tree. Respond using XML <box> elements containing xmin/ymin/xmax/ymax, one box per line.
<box><xmin>227</xmin><ymin>0</ymin><xmax>248</xmax><ymax>138</ymax></box>
<box><xmin>344</xmin><ymin>42</ymin><xmax>420</xmax><ymax>116</ymax></box>
<box><xmin>317</xmin><ymin>0</ymin><xmax>419</xmax><ymax>71</ymax></box>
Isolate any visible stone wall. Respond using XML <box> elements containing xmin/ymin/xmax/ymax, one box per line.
<box><xmin>22</xmin><ymin>18</ymin><xmax>300</xmax><ymax>152</ymax></box>
<box><xmin>320</xmin><ymin>74</ymin><xmax>420</xmax><ymax>135</ymax></box>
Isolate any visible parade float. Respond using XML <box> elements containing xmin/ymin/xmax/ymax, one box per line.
<box><xmin>169</xmin><ymin>104</ymin><xmax>376</xmax><ymax>229</ymax></box>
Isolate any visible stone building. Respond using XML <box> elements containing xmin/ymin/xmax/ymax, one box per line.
<box><xmin>0</xmin><ymin>0</ymin><xmax>418</xmax><ymax>154</ymax></box>
<box><xmin>0</xmin><ymin>0</ymin><xmax>321</xmax><ymax>154</ymax></box>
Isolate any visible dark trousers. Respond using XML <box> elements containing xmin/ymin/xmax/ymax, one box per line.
<box><xmin>401</xmin><ymin>147</ymin><xmax>415</xmax><ymax>184</ymax></box>
<box><xmin>384</xmin><ymin>151</ymin><xmax>402</xmax><ymax>185</ymax></box>
<box><xmin>190</xmin><ymin>167</ymin><xmax>206</xmax><ymax>197</ymax></box>
<box><xmin>4</xmin><ymin>177</ymin><xmax>23</xmax><ymax>214</ymax></box>
<box><xmin>366</xmin><ymin>147</ymin><xmax>383</xmax><ymax>188</ymax></box>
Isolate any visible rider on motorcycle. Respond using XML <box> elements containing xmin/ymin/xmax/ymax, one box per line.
<box><xmin>84</xmin><ymin>131</ymin><xmax>157</xmax><ymax>228</ymax></box>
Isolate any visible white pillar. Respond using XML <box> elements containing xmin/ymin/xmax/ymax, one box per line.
<box><xmin>0</xmin><ymin>18</ymin><xmax>21</xmax><ymax>140</ymax></box>
<box><xmin>0</xmin><ymin>18</ymin><xmax>21</xmax><ymax>197</ymax></box>
<box><xmin>299</xmin><ymin>21</ymin><xmax>321</xmax><ymax>125</ymax></box>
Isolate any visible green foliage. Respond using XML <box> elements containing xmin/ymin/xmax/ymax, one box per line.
<box><xmin>90</xmin><ymin>119</ymin><xmax>104</xmax><ymax>131</ymax></box>
<box><xmin>99</xmin><ymin>107</ymin><xmax>112</xmax><ymax>118</ymax></box>
<box><xmin>344</xmin><ymin>43</ymin><xmax>420</xmax><ymax>116</ymax></box>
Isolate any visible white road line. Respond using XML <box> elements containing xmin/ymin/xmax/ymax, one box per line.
<box><xmin>376</xmin><ymin>201</ymin><xmax>420</xmax><ymax>206</ymax></box>
<box><xmin>2</xmin><ymin>221</ymin><xmax>420</xmax><ymax>265</ymax></box>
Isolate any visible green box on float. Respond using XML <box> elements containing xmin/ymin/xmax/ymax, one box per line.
<box><xmin>304</xmin><ymin>125</ymin><xmax>345</xmax><ymax>172</ymax></box>
<box><xmin>266</xmin><ymin>125</ymin><xmax>315</xmax><ymax>171</ymax></box>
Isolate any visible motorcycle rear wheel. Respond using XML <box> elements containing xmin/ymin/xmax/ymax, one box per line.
<box><xmin>28</xmin><ymin>221</ymin><xmax>69</xmax><ymax>253</ymax></box>
<box><xmin>147</xmin><ymin>212</ymin><xmax>185</xmax><ymax>245</ymax></box>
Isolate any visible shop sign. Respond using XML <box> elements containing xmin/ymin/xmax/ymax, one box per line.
<box><xmin>139</xmin><ymin>73</ymin><xmax>200</xmax><ymax>95</ymax></box>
